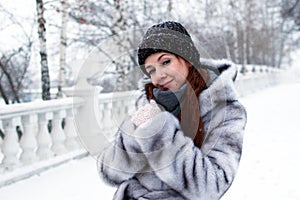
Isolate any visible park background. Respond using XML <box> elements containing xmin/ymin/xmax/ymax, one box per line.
<box><xmin>1</xmin><ymin>0</ymin><xmax>300</xmax><ymax>200</ymax></box>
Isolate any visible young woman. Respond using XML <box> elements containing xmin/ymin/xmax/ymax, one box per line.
<box><xmin>98</xmin><ymin>21</ymin><xmax>247</xmax><ymax>200</ymax></box>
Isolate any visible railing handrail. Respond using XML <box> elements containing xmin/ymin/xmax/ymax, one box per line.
<box><xmin>0</xmin><ymin>98</ymin><xmax>83</xmax><ymax>120</ymax></box>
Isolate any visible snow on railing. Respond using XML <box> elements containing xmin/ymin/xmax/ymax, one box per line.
<box><xmin>0</xmin><ymin>64</ymin><xmax>283</xmax><ymax>187</ymax></box>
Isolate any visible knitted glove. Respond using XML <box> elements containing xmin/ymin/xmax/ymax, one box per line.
<box><xmin>131</xmin><ymin>100</ymin><xmax>162</xmax><ymax>126</ymax></box>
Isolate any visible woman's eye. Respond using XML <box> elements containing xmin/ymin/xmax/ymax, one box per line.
<box><xmin>162</xmin><ymin>59</ymin><xmax>170</xmax><ymax>65</ymax></box>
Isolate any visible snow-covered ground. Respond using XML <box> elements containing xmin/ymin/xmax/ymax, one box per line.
<box><xmin>1</xmin><ymin>80</ymin><xmax>300</xmax><ymax>199</ymax></box>
<box><xmin>222</xmin><ymin>82</ymin><xmax>300</xmax><ymax>200</ymax></box>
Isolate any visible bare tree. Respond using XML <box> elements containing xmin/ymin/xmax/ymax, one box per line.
<box><xmin>36</xmin><ymin>0</ymin><xmax>51</xmax><ymax>100</ymax></box>
<box><xmin>0</xmin><ymin>3</ymin><xmax>34</xmax><ymax>104</ymax></box>
<box><xmin>57</xmin><ymin>0</ymin><xmax>68</xmax><ymax>98</ymax></box>
<box><xmin>0</xmin><ymin>43</ymin><xmax>33</xmax><ymax>104</ymax></box>
<box><xmin>281</xmin><ymin>0</ymin><xmax>300</xmax><ymax>30</ymax></box>
<box><xmin>113</xmin><ymin>0</ymin><xmax>127</xmax><ymax>91</ymax></box>
<box><xmin>68</xmin><ymin>0</ymin><xmax>145</xmax><ymax>91</ymax></box>
<box><xmin>68</xmin><ymin>0</ymin><xmax>297</xmax><ymax>82</ymax></box>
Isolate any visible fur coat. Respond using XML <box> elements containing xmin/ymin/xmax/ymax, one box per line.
<box><xmin>97</xmin><ymin>59</ymin><xmax>247</xmax><ymax>200</ymax></box>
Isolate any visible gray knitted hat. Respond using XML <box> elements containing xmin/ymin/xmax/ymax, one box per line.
<box><xmin>137</xmin><ymin>21</ymin><xmax>200</xmax><ymax>76</ymax></box>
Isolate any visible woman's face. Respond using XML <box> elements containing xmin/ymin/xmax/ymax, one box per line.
<box><xmin>144</xmin><ymin>52</ymin><xmax>191</xmax><ymax>91</ymax></box>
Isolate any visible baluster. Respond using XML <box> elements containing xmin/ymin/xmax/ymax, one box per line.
<box><xmin>124</xmin><ymin>97</ymin><xmax>134</xmax><ymax>119</ymax></box>
<box><xmin>37</xmin><ymin>113</ymin><xmax>53</xmax><ymax>159</ymax></box>
<box><xmin>97</xmin><ymin>103</ymin><xmax>106</xmax><ymax>135</ymax></box>
<box><xmin>118</xmin><ymin>98</ymin><xmax>129</xmax><ymax>123</ymax></box>
<box><xmin>102</xmin><ymin>102</ymin><xmax>115</xmax><ymax>140</ymax></box>
<box><xmin>0</xmin><ymin>121</ymin><xmax>3</xmax><ymax>172</ymax></box>
<box><xmin>64</xmin><ymin>108</ymin><xmax>80</xmax><ymax>150</ymax></box>
<box><xmin>112</xmin><ymin>100</ymin><xmax>122</xmax><ymax>128</ymax></box>
<box><xmin>99</xmin><ymin>102</ymin><xmax>107</xmax><ymax>133</ymax></box>
<box><xmin>0</xmin><ymin>135</ymin><xmax>2</xmax><ymax>149</ymax></box>
<box><xmin>20</xmin><ymin>115</ymin><xmax>38</xmax><ymax>164</ymax></box>
<box><xmin>0</xmin><ymin>121</ymin><xmax>3</xmax><ymax>147</ymax></box>
<box><xmin>1</xmin><ymin>118</ymin><xmax>21</xmax><ymax>170</ymax></box>
<box><xmin>51</xmin><ymin>110</ymin><xmax>67</xmax><ymax>155</ymax></box>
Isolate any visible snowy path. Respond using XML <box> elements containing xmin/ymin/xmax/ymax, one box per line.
<box><xmin>1</xmin><ymin>82</ymin><xmax>300</xmax><ymax>200</ymax></box>
<box><xmin>223</xmin><ymin>82</ymin><xmax>300</xmax><ymax>200</ymax></box>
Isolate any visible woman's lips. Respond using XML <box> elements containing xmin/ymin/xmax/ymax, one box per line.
<box><xmin>162</xmin><ymin>80</ymin><xmax>173</xmax><ymax>89</ymax></box>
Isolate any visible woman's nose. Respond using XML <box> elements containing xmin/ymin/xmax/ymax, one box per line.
<box><xmin>156</xmin><ymin>67</ymin><xmax>167</xmax><ymax>79</ymax></box>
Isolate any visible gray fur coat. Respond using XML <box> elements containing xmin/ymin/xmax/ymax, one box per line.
<box><xmin>97</xmin><ymin>59</ymin><xmax>247</xmax><ymax>200</ymax></box>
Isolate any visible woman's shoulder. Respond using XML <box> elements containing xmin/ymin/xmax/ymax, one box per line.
<box><xmin>200</xmin><ymin>58</ymin><xmax>237</xmax><ymax>86</ymax></box>
<box><xmin>199</xmin><ymin>59</ymin><xmax>240</xmax><ymax>116</ymax></box>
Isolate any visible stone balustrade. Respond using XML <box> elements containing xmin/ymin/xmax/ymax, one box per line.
<box><xmin>235</xmin><ymin>65</ymin><xmax>282</xmax><ymax>97</ymax></box>
<box><xmin>0</xmin><ymin>98</ymin><xmax>86</xmax><ymax>186</ymax></box>
<box><xmin>0</xmin><ymin>64</ymin><xmax>283</xmax><ymax>187</ymax></box>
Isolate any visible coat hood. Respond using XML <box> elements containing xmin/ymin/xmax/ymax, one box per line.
<box><xmin>199</xmin><ymin>59</ymin><xmax>239</xmax><ymax>118</ymax></box>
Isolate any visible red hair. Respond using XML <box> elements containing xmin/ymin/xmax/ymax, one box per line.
<box><xmin>145</xmin><ymin>66</ymin><xmax>209</xmax><ymax>148</ymax></box>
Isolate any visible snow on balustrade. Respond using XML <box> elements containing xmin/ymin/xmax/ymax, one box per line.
<box><xmin>0</xmin><ymin>65</ymin><xmax>284</xmax><ymax>187</ymax></box>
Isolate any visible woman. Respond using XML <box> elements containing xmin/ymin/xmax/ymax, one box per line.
<box><xmin>98</xmin><ymin>21</ymin><xmax>247</xmax><ymax>200</ymax></box>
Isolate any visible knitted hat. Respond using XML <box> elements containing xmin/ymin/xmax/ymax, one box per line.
<box><xmin>137</xmin><ymin>21</ymin><xmax>200</xmax><ymax>76</ymax></box>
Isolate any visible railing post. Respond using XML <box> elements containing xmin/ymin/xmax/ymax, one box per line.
<box><xmin>1</xmin><ymin>118</ymin><xmax>20</xmax><ymax>170</ymax></box>
<box><xmin>64</xmin><ymin>108</ymin><xmax>80</xmax><ymax>150</ymax></box>
<box><xmin>37</xmin><ymin>113</ymin><xmax>53</xmax><ymax>159</ymax></box>
<box><xmin>0</xmin><ymin>122</ymin><xmax>3</xmax><ymax>172</ymax></box>
<box><xmin>0</xmin><ymin>135</ymin><xmax>2</xmax><ymax>151</ymax></box>
<box><xmin>112</xmin><ymin>99</ymin><xmax>128</xmax><ymax>129</ymax></box>
<box><xmin>101</xmin><ymin>102</ymin><xmax>115</xmax><ymax>140</ymax></box>
<box><xmin>51</xmin><ymin>110</ymin><xmax>67</xmax><ymax>155</ymax></box>
<box><xmin>20</xmin><ymin>115</ymin><xmax>38</xmax><ymax>164</ymax></box>
<box><xmin>0</xmin><ymin>123</ymin><xmax>3</xmax><ymax>147</ymax></box>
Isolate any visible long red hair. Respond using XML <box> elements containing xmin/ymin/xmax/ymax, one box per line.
<box><xmin>145</xmin><ymin>65</ymin><xmax>209</xmax><ymax>148</ymax></box>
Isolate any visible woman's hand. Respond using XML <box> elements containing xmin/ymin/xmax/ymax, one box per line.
<box><xmin>131</xmin><ymin>100</ymin><xmax>162</xmax><ymax>126</ymax></box>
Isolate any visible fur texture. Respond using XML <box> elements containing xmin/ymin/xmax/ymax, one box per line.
<box><xmin>97</xmin><ymin>59</ymin><xmax>247</xmax><ymax>200</ymax></box>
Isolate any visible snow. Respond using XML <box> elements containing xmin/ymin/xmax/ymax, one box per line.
<box><xmin>222</xmin><ymin>82</ymin><xmax>300</xmax><ymax>200</ymax></box>
<box><xmin>0</xmin><ymin>156</ymin><xmax>116</xmax><ymax>200</ymax></box>
<box><xmin>1</xmin><ymin>80</ymin><xmax>300</xmax><ymax>199</ymax></box>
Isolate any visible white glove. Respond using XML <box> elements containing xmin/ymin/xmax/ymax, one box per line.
<box><xmin>131</xmin><ymin>100</ymin><xmax>162</xmax><ymax>126</ymax></box>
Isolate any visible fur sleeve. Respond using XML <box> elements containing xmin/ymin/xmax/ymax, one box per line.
<box><xmin>97</xmin><ymin>119</ymin><xmax>150</xmax><ymax>186</ymax></box>
<box><xmin>134</xmin><ymin>101</ymin><xmax>246</xmax><ymax>199</ymax></box>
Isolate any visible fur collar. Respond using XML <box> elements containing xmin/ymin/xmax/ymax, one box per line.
<box><xmin>199</xmin><ymin>59</ymin><xmax>238</xmax><ymax>117</ymax></box>
<box><xmin>137</xmin><ymin>58</ymin><xmax>239</xmax><ymax>117</ymax></box>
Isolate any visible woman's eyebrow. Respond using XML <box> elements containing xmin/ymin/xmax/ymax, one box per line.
<box><xmin>145</xmin><ymin>53</ymin><xmax>169</xmax><ymax>70</ymax></box>
<box><xmin>157</xmin><ymin>53</ymin><xmax>167</xmax><ymax>62</ymax></box>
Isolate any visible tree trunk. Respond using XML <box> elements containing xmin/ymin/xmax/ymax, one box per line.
<box><xmin>245</xmin><ymin>4</ymin><xmax>251</xmax><ymax>64</ymax></box>
<box><xmin>223</xmin><ymin>36</ymin><xmax>232</xmax><ymax>60</ymax></box>
<box><xmin>167</xmin><ymin>0</ymin><xmax>172</xmax><ymax>18</ymax></box>
<box><xmin>57</xmin><ymin>0</ymin><xmax>68</xmax><ymax>98</ymax></box>
<box><xmin>36</xmin><ymin>0</ymin><xmax>51</xmax><ymax>100</ymax></box>
<box><xmin>277</xmin><ymin>17</ymin><xmax>288</xmax><ymax>68</ymax></box>
<box><xmin>114</xmin><ymin>0</ymin><xmax>129</xmax><ymax>92</ymax></box>
<box><xmin>0</xmin><ymin>60</ymin><xmax>21</xmax><ymax>103</ymax></box>
<box><xmin>0</xmin><ymin>75</ymin><xmax>10</xmax><ymax>104</ymax></box>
